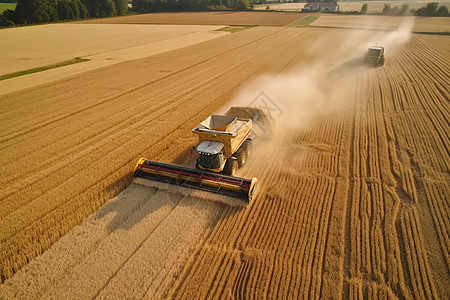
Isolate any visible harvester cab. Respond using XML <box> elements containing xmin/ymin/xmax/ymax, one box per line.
<box><xmin>365</xmin><ymin>46</ymin><xmax>385</xmax><ymax>66</ymax></box>
<box><xmin>196</xmin><ymin>140</ymin><xmax>227</xmax><ymax>173</ymax></box>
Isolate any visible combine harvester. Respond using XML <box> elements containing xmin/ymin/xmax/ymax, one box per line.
<box><xmin>364</xmin><ymin>46</ymin><xmax>385</xmax><ymax>66</ymax></box>
<box><xmin>134</xmin><ymin>107</ymin><xmax>269</xmax><ymax>206</ymax></box>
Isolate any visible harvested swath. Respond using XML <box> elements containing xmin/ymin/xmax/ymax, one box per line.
<box><xmin>0</xmin><ymin>183</ymin><xmax>224</xmax><ymax>299</ymax></box>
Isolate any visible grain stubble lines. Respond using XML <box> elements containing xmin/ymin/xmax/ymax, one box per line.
<box><xmin>341</xmin><ymin>36</ymin><xmax>448</xmax><ymax>299</ymax></box>
<box><xmin>168</xmin><ymin>35</ymin><xmax>448</xmax><ymax>299</ymax></box>
<box><xmin>0</xmin><ymin>27</ymin><xmax>313</xmax><ymax>283</ymax></box>
<box><xmin>0</xmin><ymin>26</ymin><xmax>289</xmax><ymax>201</ymax></box>
<box><xmin>170</xmin><ymin>116</ymin><xmax>344</xmax><ymax>299</ymax></box>
<box><xmin>1</xmin><ymin>26</ymin><xmax>448</xmax><ymax>300</ymax></box>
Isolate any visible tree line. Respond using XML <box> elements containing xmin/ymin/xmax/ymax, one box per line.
<box><xmin>1</xmin><ymin>0</ymin><xmax>253</xmax><ymax>26</ymax></box>
<box><xmin>2</xmin><ymin>0</ymin><xmax>447</xmax><ymax>27</ymax></box>
<box><xmin>132</xmin><ymin>0</ymin><xmax>250</xmax><ymax>12</ymax></box>
<box><xmin>359</xmin><ymin>1</ymin><xmax>448</xmax><ymax>16</ymax></box>
<box><xmin>0</xmin><ymin>0</ymin><xmax>128</xmax><ymax>26</ymax></box>
<box><xmin>381</xmin><ymin>2</ymin><xmax>448</xmax><ymax>16</ymax></box>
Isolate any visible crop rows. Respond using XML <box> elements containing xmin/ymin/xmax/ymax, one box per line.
<box><xmin>0</xmin><ymin>26</ymin><xmax>314</xmax><ymax>284</ymax></box>
<box><xmin>166</xmin><ymin>35</ymin><xmax>449</xmax><ymax>299</ymax></box>
<box><xmin>167</xmin><ymin>110</ymin><xmax>347</xmax><ymax>298</ymax></box>
<box><xmin>1</xmin><ymin>20</ymin><xmax>448</xmax><ymax>299</ymax></box>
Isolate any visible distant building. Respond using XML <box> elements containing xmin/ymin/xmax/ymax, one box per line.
<box><xmin>302</xmin><ymin>2</ymin><xmax>339</xmax><ymax>12</ymax></box>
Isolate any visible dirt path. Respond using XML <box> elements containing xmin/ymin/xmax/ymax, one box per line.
<box><xmin>1</xmin><ymin>19</ymin><xmax>448</xmax><ymax>299</ymax></box>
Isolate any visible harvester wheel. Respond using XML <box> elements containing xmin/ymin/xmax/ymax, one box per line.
<box><xmin>223</xmin><ymin>159</ymin><xmax>238</xmax><ymax>176</ymax></box>
<box><xmin>380</xmin><ymin>56</ymin><xmax>385</xmax><ymax>66</ymax></box>
<box><xmin>243</xmin><ymin>140</ymin><xmax>252</xmax><ymax>158</ymax></box>
<box><xmin>236</xmin><ymin>148</ymin><xmax>247</xmax><ymax>167</ymax></box>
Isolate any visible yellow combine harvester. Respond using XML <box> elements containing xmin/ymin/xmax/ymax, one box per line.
<box><xmin>134</xmin><ymin>107</ymin><xmax>268</xmax><ymax>205</ymax></box>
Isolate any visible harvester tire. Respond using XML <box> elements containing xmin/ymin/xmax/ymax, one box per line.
<box><xmin>243</xmin><ymin>140</ymin><xmax>252</xmax><ymax>158</ymax></box>
<box><xmin>380</xmin><ymin>56</ymin><xmax>385</xmax><ymax>66</ymax></box>
<box><xmin>236</xmin><ymin>148</ymin><xmax>247</xmax><ymax>167</ymax></box>
<box><xmin>223</xmin><ymin>159</ymin><xmax>238</xmax><ymax>176</ymax></box>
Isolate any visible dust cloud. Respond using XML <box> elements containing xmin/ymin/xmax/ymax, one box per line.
<box><xmin>222</xmin><ymin>17</ymin><xmax>414</xmax><ymax>144</ymax></box>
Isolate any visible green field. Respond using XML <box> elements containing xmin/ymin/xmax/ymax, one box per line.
<box><xmin>288</xmin><ymin>14</ymin><xmax>320</xmax><ymax>27</ymax></box>
<box><xmin>0</xmin><ymin>3</ymin><xmax>16</xmax><ymax>13</ymax></box>
<box><xmin>215</xmin><ymin>26</ymin><xmax>254</xmax><ymax>33</ymax></box>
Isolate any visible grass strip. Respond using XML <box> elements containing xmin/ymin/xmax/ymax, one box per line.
<box><xmin>215</xmin><ymin>26</ymin><xmax>255</xmax><ymax>33</ymax></box>
<box><xmin>0</xmin><ymin>57</ymin><xmax>90</xmax><ymax>81</ymax></box>
<box><xmin>288</xmin><ymin>14</ymin><xmax>320</xmax><ymax>27</ymax></box>
<box><xmin>0</xmin><ymin>3</ymin><xmax>16</xmax><ymax>13</ymax></box>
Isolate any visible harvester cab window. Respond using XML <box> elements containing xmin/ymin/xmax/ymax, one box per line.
<box><xmin>198</xmin><ymin>151</ymin><xmax>224</xmax><ymax>169</ymax></box>
<box><xmin>369</xmin><ymin>49</ymin><xmax>381</xmax><ymax>57</ymax></box>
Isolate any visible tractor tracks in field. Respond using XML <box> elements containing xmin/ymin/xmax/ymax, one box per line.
<box><xmin>0</xmin><ymin>26</ymin><xmax>313</xmax><ymax>284</ymax></box>
<box><xmin>340</xmin><ymin>35</ymin><xmax>448</xmax><ymax>299</ymax></box>
<box><xmin>0</xmin><ymin>26</ymin><xmax>301</xmax><ymax>197</ymax></box>
<box><xmin>1</xmin><ymin>25</ymin><xmax>448</xmax><ymax>299</ymax></box>
<box><xmin>0</xmin><ymin>183</ymin><xmax>224</xmax><ymax>299</ymax></box>
<box><xmin>391</xmin><ymin>36</ymin><xmax>450</xmax><ymax>298</ymax></box>
<box><xmin>0</xmin><ymin>28</ymin><xmax>273</xmax><ymax>209</ymax></box>
<box><xmin>171</xmin><ymin>115</ymin><xmax>347</xmax><ymax>298</ymax></box>
<box><xmin>0</xmin><ymin>27</ymin><xmax>306</xmax><ymax>238</ymax></box>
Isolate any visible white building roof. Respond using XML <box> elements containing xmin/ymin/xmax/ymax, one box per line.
<box><xmin>196</xmin><ymin>141</ymin><xmax>224</xmax><ymax>155</ymax></box>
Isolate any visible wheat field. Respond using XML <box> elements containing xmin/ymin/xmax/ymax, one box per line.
<box><xmin>0</xmin><ymin>13</ymin><xmax>449</xmax><ymax>299</ymax></box>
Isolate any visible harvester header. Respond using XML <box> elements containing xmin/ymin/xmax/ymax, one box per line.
<box><xmin>134</xmin><ymin>159</ymin><xmax>258</xmax><ymax>204</ymax></box>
